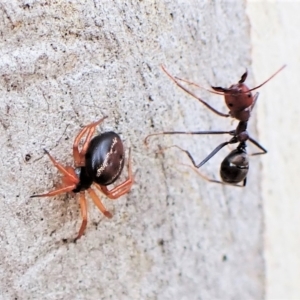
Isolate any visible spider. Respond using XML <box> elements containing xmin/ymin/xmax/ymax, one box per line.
<box><xmin>31</xmin><ymin>116</ymin><xmax>133</xmax><ymax>240</ymax></box>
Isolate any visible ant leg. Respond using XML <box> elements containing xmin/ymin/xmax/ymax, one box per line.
<box><xmin>175</xmin><ymin>76</ymin><xmax>201</xmax><ymax>88</ymax></box>
<box><xmin>87</xmin><ymin>188</ymin><xmax>112</xmax><ymax>218</ymax></box>
<box><xmin>248</xmin><ymin>137</ymin><xmax>267</xmax><ymax>155</ymax></box>
<box><xmin>183</xmin><ymin>141</ymin><xmax>230</xmax><ymax>168</ymax></box>
<box><xmin>75</xmin><ymin>192</ymin><xmax>88</xmax><ymax>240</ymax></box>
<box><xmin>73</xmin><ymin>116</ymin><xmax>108</xmax><ymax>167</ymax></box>
<box><xmin>95</xmin><ymin>149</ymin><xmax>133</xmax><ymax>199</ymax></box>
<box><xmin>181</xmin><ymin>163</ymin><xmax>244</xmax><ymax>187</ymax></box>
<box><xmin>160</xmin><ymin>141</ymin><xmax>230</xmax><ymax>168</ymax></box>
<box><xmin>243</xmin><ymin>177</ymin><xmax>247</xmax><ymax>186</ymax></box>
<box><xmin>161</xmin><ymin>65</ymin><xmax>230</xmax><ymax>118</ymax></box>
<box><xmin>144</xmin><ymin>130</ymin><xmax>234</xmax><ymax>146</ymax></box>
<box><xmin>44</xmin><ymin>149</ymin><xmax>79</xmax><ymax>184</ymax></box>
<box><xmin>30</xmin><ymin>184</ymin><xmax>76</xmax><ymax>198</ymax></box>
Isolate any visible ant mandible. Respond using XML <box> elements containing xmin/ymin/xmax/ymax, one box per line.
<box><xmin>31</xmin><ymin>117</ymin><xmax>133</xmax><ymax>240</ymax></box>
<box><xmin>145</xmin><ymin>65</ymin><xmax>285</xmax><ymax>186</ymax></box>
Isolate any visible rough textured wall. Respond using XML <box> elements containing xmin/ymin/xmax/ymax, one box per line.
<box><xmin>0</xmin><ymin>1</ymin><xmax>264</xmax><ymax>299</ymax></box>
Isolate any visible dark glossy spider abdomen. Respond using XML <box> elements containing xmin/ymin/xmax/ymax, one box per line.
<box><xmin>220</xmin><ymin>148</ymin><xmax>249</xmax><ymax>184</ymax></box>
<box><xmin>85</xmin><ymin>132</ymin><xmax>125</xmax><ymax>186</ymax></box>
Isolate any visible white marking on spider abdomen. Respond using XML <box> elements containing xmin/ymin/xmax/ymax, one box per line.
<box><xmin>109</xmin><ymin>156</ymin><xmax>124</xmax><ymax>183</ymax></box>
<box><xmin>96</xmin><ymin>137</ymin><xmax>123</xmax><ymax>180</ymax></box>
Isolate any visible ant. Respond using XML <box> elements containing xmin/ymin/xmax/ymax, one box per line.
<box><xmin>145</xmin><ymin>65</ymin><xmax>285</xmax><ymax>186</ymax></box>
<box><xmin>31</xmin><ymin>117</ymin><xmax>133</xmax><ymax>240</ymax></box>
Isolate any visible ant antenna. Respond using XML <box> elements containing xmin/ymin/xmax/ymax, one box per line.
<box><xmin>163</xmin><ymin>64</ymin><xmax>286</xmax><ymax>96</ymax></box>
<box><xmin>243</xmin><ymin>64</ymin><xmax>286</xmax><ymax>93</ymax></box>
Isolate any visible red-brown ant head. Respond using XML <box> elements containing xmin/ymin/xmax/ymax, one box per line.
<box><xmin>211</xmin><ymin>71</ymin><xmax>253</xmax><ymax>112</ymax></box>
<box><xmin>225</xmin><ymin>82</ymin><xmax>253</xmax><ymax>111</ymax></box>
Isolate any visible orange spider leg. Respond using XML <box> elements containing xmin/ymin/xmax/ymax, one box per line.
<box><xmin>44</xmin><ymin>149</ymin><xmax>79</xmax><ymax>184</ymax></box>
<box><xmin>73</xmin><ymin>126</ymin><xmax>89</xmax><ymax>166</ymax></box>
<box><xmin>96</xmin><ymin>149</ymin><xmax>133</xmax><ymax>199</ymax></box>
<box><xmin>73</xmin><ymin>116</ymin><xmax>108</xmax><ymax>167</ymax></box>
<box><xmin>62</xmin><ymin>167</ymin><xmax>78</xmax><ymax>187</ymax></box>
<box><xmin>80</xmin><ymin>117</ymin><xmax>108</xmax><ymax>155</ymax></box>
<box><xmin>30</xmin><ymin>184</ymin><xmax>77</xmax><ymax>198</ymax></box>
<box><xmin>75</xmin><ymin>192</ymin><xmax>88</xmax><ymax>240</ymax></box>
<box><xmin>87</xmin><ymin>188</ymin><xmax>112</xmax><ymax>218</ymax></box>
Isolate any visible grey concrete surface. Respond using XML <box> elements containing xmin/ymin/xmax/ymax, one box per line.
<box><xmin>0</xmin><ymin>1</ymin><xmax>264</xmax><ymax>299</ymax></box>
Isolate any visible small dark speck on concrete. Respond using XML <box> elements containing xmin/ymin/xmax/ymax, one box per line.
<box><xmin>25</xmin><ymin>154</ymin><xmax>31</xmax><ymax>161</ymax></box>
<box><xmin>158</xmin><ymin>239</ymin><xmax>164</xmax><ymax>246</ymax></box>
<box><xmin>222</xmin><ymin>255</ymin><xmax>227</xmax><ymax>261</ymax></box>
